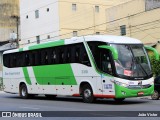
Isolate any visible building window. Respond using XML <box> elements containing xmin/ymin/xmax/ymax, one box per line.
<box><xmin>96</xmin><ymin>32</ymin><xmax>100</xmax><ymax>35</ymax></box>
<box><xmin>120</xmin><ymin>25</ymin><xmax>126</xmax><ymax>36</ymax></box>
<box><xmin>73</xmin><ymin>31</ymin><xmax>78</xmax><ymax>37</ymax></box>
<box><xmin>95</xmin><ymin>6</ymin><xmax>99</xmax><ymax>12</ymax></box>
<box><xmin>35</xmin><ymin>10</ymin><xmax>39</xmax><ymax>18</ymax></box>
<box><xmin>28</xmin><ymin>40</ymin><xmax>30</xmax><ymax>44</ymax></box>
<box><xmin>47</xmin><ymin>8</ymin><xmax>49</xmax><ymax>12</ymax></box>
<box><xmin>36</xmin><ymin>36</ymin><xmax>40</xmax><ymax>44</ymax></box>
<box><xmin>72</xmin><ymin>4</ymin><xmax>77</xmax><ymax>11</ymax></box>
<box><xmin>47</xmin><ymin>35</ymin><xmax>50</xmax><ymax>39</ymax></box>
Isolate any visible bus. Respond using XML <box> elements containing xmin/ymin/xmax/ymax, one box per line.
<box><xmin>2</xmin><ymin>35</ymin><xmax>159</xmax><ymax>103</ymax></box>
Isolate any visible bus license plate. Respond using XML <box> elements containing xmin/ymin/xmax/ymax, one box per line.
<box><xmin>138</xmin><ymin>92</ymin><xmax>144</xmax><ymax>96</ymax></box>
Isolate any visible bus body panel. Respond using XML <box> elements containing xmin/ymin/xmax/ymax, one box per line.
<box><xmin>114</xmin><ymin>77</ymin><xmax>154</xmax><ymax>98</ymax></box>
<box><xmin>2</xmin><ymin>35</ymin><xmax>154</xmax><ymax>100</ymax></box>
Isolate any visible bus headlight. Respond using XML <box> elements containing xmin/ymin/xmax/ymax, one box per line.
<box><xmin>121</xmin><ymin>83</ymin><xmax>128</xmax><ymax>87</ymax></box>
<box><xmin>111</xmin><ymin>80</ymin><xmax>129</xmax><ymax>88</ymax></box>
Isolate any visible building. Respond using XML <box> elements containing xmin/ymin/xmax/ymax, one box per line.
<box><xmin>20</xmin><ymin>0</ymin><xmax>132</xmax><ymax>46</ymax></box>
<box><xmin>0</xmin><ymin>0</ymin><xmax>19</xmax><ymax>73</ymax></box>
<box><xmin>105</xmin><ymin>0</ymin><xmax>160</xmax><ymax>52</ymax></box>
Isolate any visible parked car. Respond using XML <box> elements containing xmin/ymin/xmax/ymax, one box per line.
<box><xmin>151</xmin><ymin>76</ymin><xmax>160</xmax><ymax>100</ymax></box>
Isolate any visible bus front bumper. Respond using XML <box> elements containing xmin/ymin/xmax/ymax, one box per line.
<box><xmin>115</xmin><ymin>84</ymin><xmax>154</xmax><ymax>98</ymax></box>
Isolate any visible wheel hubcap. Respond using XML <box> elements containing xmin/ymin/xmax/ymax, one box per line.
<box><xmin>84</xmin><ymin>89</ymin><xmax>91</xmax><ymax>98</ymax></box>
<box><xmin>22</xmin><ymin>87</ymin><xmax>26</xmax><ymax>97</ymax></box>
<box><xmin>152</xmin><ymin>91</ymin><xmax>159</xmax><ymax>99</ymax></box>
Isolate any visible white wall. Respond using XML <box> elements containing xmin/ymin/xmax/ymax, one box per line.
<box><xmin>20</xmin><ymin>0</ymin><xmax>60</xmax><ymax>46</ymax></box>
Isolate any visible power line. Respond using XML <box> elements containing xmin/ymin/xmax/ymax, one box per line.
<box><xmin>20</xmin><ymin>8</ymin><xmax>160</xmax><ymax>45</ymax></box>
<box><xmin>21</xmin><ymin>0</ymin><xmax>112</xmax><ymax>15</ymax></box>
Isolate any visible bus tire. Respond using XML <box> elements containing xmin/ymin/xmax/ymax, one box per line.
<box><xmin>82</xmin><ymin>84</ymin><xmax>95</xmax><ymax>103</ymax></box>
<box><xmin>151</xmin><ymin>90</ymin><xmax>159</xmax><ymax>100</ymax></box>
<box><xmin>19</xmin><ymin>84</ymin><xmax>29</xmax><ymax>99</ymax></box>
<box><xmin>114</xmin><ymin>98</ymin><xmax>125</xmax><ymax>102</ymax></box>
<box><xmin>45</xmin><ymin>95</ymin><xmax>57</xmax><ymax>99</ymax></box>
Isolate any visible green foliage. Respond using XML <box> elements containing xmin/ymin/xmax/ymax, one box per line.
<box><xmin>150</xmin><ymin>55</ymin><xmax>160</xmax><ymax>77</ymax></box>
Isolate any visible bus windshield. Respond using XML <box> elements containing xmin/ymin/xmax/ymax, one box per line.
<box><xmin>111</xmin><ymin>44</ymin><xmax>152</xmax><ymax>79</ymax></box>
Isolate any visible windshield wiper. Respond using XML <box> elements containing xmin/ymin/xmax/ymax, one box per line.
<box><xmin>129</xmin><ymin>45</ymin><xmax>149</xmax><ymax>77</ymax></box>
<box><xmin>133</xmin><ymin>57</ymin><xmax>149</xmax><ymax>77</ymax></box>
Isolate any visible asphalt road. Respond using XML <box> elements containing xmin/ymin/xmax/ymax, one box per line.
<box><xmin>0</xmin><ymin>91</ymin><xmax>160</xmax><ymax>120</ymax></box>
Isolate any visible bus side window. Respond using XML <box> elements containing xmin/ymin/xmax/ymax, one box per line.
<box><xmin>75</xmin><ymin>46</ymin><xmax>80</xmax><ymax>63</ymax></box>
<box><xmin>41</xmin><ymin>50</ymin><xmax>45</xmax><ymax>65</ymax></box>
<box><xmin>21</xmin><ymin>53</ymin><xmax>25</xmax><ymax>67</ymax></box>
<box><xmin>71</xmin><ymin>46</ymin><xmax>75</xmax><ymax>63</ymax></box>
<box><xmin>9</xmin><ymin>54</ymin><xmax>13</xmax><ymax>68</ymax></box>
<box><xmin>25</xmin><ymin>53</ymin><xmax>30</xmax><ymax>66</ymax></box>
<box><xmin>35</xmin><ymin>50</ymin><xmax>41</xmax><ymax>66</ymax></box>
<box><xmin>55</xmin><ymin>47</ymin><xmax>59</xmax><ymax>64</ymax></box>
<box><xmin>44</xmin><ymin>50</ymin><xmax>48</xmax><ymax>65</ymax></box>
<box><xmin>66</xmin><ymin>47</ymin><xmax>71</xmax><ymax>63</ymax></box>
<box><xmin>59</xmin><ymin>47</ymin><xmax>65</xmax><ymax>64</ymax></box>
<box><xmin>81</xmin><ymin>48</ymin><xmax>91</xmax><ymax>67</ymax></box>
<box><xmin>47</xmin><ymin>49</ymin><xmax>52</xmax><ymax>64</ymax></box>
<box><xmin>17</xmin><ymin>53</ymin><xmax>22</xmax><ymax>67</ymax></box>
<box><xmin>51</xmin><ymin>49</ymin><xmax>56</xmax><ymax>64</ymax></box>
<box><xmin>31</xmin><ymin>51</ymin><xmax>36</xmax><ymax>66</ymax></box>
<box><xmin>100</xmin><ymin>49</ymin><xmax>113</xmax><ymax>75</ymax></box>
<box><xmin>3</xmin><ymin>54</ymin><xmax>10</xmax><ymax>68</ymax></box>
<box><xmin>13</xmin><ymin>54</ymin><xmax>16</xmax><ymax>67</ymax></box>
<box><xmin>41</xmin><ymin>49</ymin><xmax>49</xmax><ymax>65</ymax></box>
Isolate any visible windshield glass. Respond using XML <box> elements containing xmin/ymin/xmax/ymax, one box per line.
<box><xmin>111</xmin><ymin>44</ymin><xmax>152</xmax><ymax>79</ymax></box>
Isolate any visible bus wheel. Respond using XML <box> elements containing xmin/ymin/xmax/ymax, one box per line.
<box><xmin>151</xmin><ymin>90</ymin><xmax>159</xmax><ymax>100</ymax></box>
<box><xmin>45</xmin><ymin>95</ymin><xmax>57</xmax><ymax>99</ymax></box>
<box><xmin>20</xmin><ymin>84</ymin><xmax>29</xmax><ymax>99</ymax></box>
<box><xmin>114</xmin><ymin>98</ymin><xmax>125</xmax><ymax>102</ymax></box>
<box><xmin>82</xmin><ymin>84</ymin><xmax>95</xmax><ymax>103</ymax></box>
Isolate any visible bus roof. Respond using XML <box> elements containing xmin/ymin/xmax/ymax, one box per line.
<box><xmin>65</xmin><ymin>35</ymin><xmax>142</xmax><ymax>44</ymax></box>
<box><xmin>3</xmin><ymin>35</ymin><xmax>142</xmax><ymax>54</ymax></box>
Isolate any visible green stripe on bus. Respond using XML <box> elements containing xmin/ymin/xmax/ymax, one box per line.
<box><xmin>22</xmin><ymin>67</ymin><xmax>32</xmax><ymax>85</ymax></box>
<box><xmin>19</xmin><ymin>48</ymin><xmax>23</xmax><ymax>52</ymax></box>
<box><xmin>33</xmin><ymin>64</ymin><xmax>77</xmax><ymax>85</ymax></box>
<box><xmin>29</xmin><ymin>40</ymin><xmax>65</xmax><ymax>50</ymax></box>
<box><xmin>19</xmin><ymin>48</ymin><xmax>31</xmax><ymax>85</ymax></box>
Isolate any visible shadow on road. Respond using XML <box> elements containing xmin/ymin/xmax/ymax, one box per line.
<box><xmin>3</xmin><ymin>94</ymin><xmax>151</xmax><ymax>105</ymax></box>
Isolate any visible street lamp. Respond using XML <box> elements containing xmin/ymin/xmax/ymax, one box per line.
<box><xmin>11</xmin><ymin>15</ymin><xmax>20</xmax><ymax>48</ymax></box>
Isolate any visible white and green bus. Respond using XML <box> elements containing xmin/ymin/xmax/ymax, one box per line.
<box><xmin>3</xmin><ymin>35</ymin><xmax>159</xmax><ymax>103</ymax></box>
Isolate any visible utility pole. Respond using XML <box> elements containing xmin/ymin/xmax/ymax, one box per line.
<box><xmin>93</xmin><ymin>7</ymin><xmax>96</xmax><ymax>34</ymax></box>
<box><xmin>11</xmin><ymin>15</ymin><xmax>19</xmax><ymax>48</ymax></box>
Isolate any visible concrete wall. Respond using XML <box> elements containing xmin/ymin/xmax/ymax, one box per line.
<box><xmin>0</xmin><ymin>0</ymin><xmax>19</xmax><ymax>42</ymax></box>
<box><xmin>20</xmin><ymin>0</ymin><xmax>60</xmax><ymax>46</ymax></box>
<box><xmin>20</xmin><ymin>0</ymin><xmax>133</xmax><ymax>46</ymax></box>
<box><xmin>58</xmin><ymin>0</ymin><xmax>112</xmax><ymax>39</ymax></box>
<box><xmin>106</xmin><ymin>0</ymin><xmax>160</xmax><ymax>52</ymax></box>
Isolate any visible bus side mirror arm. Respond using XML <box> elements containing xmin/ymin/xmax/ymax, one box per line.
<box><xmin>98</xmin><ymin>45</ymin><xmax>118</xmax><ymax>60</ymax></box>
<box><xmin>144</xmin><ymin>46</ymin><xmax>159</xmax><ymax>60</ymax></box>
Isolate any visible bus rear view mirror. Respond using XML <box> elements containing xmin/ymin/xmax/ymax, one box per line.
<box><xmin>98</xmin><ymin>45</ymin><xmax>118</xmax><ymax>60</ymax></box>
<box><xmin>144</xmin><ymin>46</ymin><xmax>159</xmax><ymax>61</ymax></box>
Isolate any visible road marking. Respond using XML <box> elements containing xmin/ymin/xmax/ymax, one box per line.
<box><xmin>20</xmin><ymin>107</ymin><xmax>40</xmax><ymax>110</ymax></box>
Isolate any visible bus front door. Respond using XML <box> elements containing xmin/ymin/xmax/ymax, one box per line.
<box><xmin>100</xmin><ymin>49</ymin><xmax>115</xmax><ymax>97</ymax></box>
